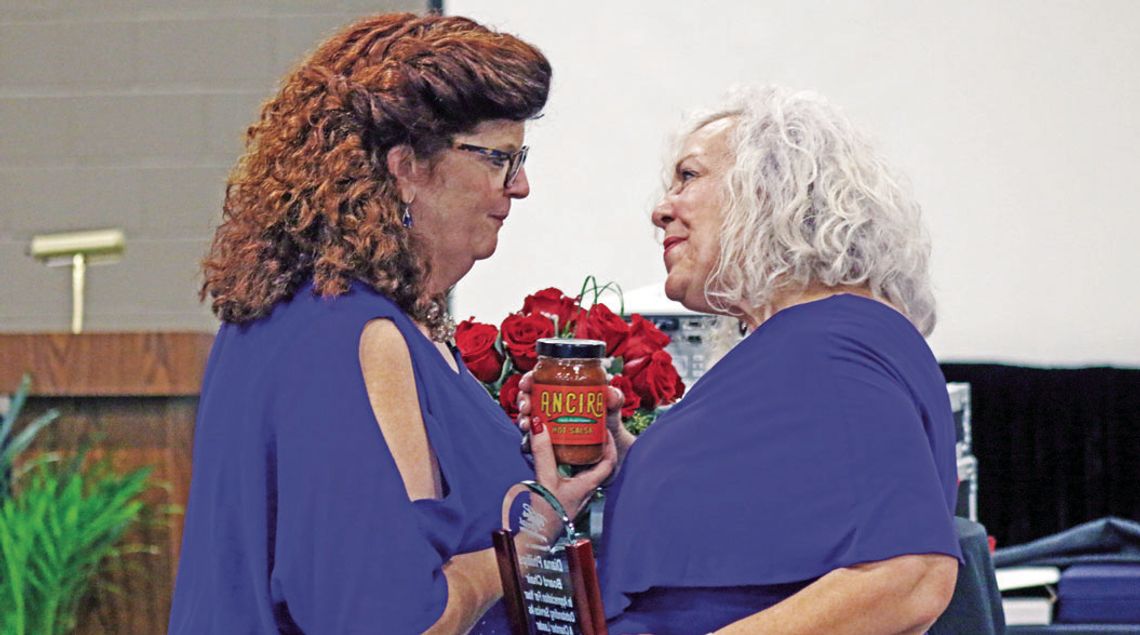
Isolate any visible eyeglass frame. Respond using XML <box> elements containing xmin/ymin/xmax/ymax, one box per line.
<box><xmin>453</xmin><ymin>143</ymin><xmax>529</xmax><ymax>188</ymax></box>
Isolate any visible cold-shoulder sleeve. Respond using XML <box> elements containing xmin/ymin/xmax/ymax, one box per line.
<box><xmin>171</xmin><ymin>284</ymin><xmax>531</xmax><ymax>634</ymax></box>
<box><xmin>267</xmin><ymin>316</ymin><xmax>452</xmax><ymax>634</ymax></box>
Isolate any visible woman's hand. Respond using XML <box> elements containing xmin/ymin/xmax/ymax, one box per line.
<box><xmin>514</xmin><ymin>371</ymin><xmax>621</xmax><ymax>513</ymax></box>
<box><xmin>529</xmin><ymin>421</ymin><xmax>617</xmax><ymax>518</ymax></box>
<box><xmin>517</xmin><ymin>371</ymin><xmax>638</xmax><ymax>471</ymax></box>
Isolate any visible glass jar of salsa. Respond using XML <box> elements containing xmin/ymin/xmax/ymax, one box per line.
<box><xmin>532</xmin><ymin>338</ymin><xmax>607</xmax><ymax>466</ymax></box>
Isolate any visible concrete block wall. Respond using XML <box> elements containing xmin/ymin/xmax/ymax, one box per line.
<box><xmin>0</xmin><ymin>0</ymin><xmax>423</xmax><ymax>332</ymax></box>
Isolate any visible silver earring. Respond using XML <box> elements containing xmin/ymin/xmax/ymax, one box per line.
<box><xmin>401</xmin><ymin>201</ymin><xmax>413</xmax><ymax>228</ymax></box>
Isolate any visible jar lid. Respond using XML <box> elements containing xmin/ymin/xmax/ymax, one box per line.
<box><xmin>536</xmin><ymin>338</ymin><xmax>606</xmax><ymax>358</ymax></box>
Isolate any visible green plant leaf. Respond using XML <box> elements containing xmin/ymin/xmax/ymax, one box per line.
<box><xmin>608</xmin><ymin>357</ymin><xmax>625</xmax><ymax>375</ymax></box>
<box><xmin>1</xmin><ymin>375</ymin><xmax>61</xmax><ymax>500</ymax></box>
<box><xmin>0</xmin><ymin>447</ymin><xmax>152</xmax><ymax>634</ymax></box>
<box><xmin>0</xmin><ymin>374</ymin><xmax>33</xmax><ymax>448</ymax></box>
<box><xmin>623</xmin><ymin>409</ymin><xmax>657</xmax><ymax>436</ymax></box>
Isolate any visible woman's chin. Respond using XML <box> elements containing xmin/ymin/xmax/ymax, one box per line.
<box><xmin>663</xmin><ymin>276</ymin><xmax>688</xmax><ymax>304</ymax></box>
<box><xmin>664</xmin><ymin>276</ymin><xmax>714</xmax><ymax>314</ymax></box>
<box><xmin>472</xmin><ymin>239</ymin><xmax>499</xmax><ymax>261</ymax></box>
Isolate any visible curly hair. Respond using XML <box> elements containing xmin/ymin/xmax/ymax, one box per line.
<box><xmin>675</xmin><ymin>85</ymin><xmax>937</xmax><ymax>336</ymax></box>
<box><xmin>201</xmin><ymin>13</ymin><xmax>551</xmax><ymax>338</ymax></box>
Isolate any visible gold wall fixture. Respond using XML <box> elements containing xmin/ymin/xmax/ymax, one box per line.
<box><xmin>28</xmin><ymin>229</ymin><xmax>126</xmax><ymax>334</ymax></box>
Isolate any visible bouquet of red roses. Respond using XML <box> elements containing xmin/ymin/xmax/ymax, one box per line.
<box><xmin>454</xmin><ymin>278</ymin><xmax>685</xmax><ymax>434</ymax></box>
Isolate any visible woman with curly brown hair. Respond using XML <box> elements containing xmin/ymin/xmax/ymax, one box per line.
<box><xmin>169</xmin><ymin>13</ymin><xmax>614</xmax><ymax>634</ymax></box>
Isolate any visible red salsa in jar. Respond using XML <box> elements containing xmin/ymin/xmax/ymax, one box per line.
<box><xmin>531</xmin><ymin>338</ymin><xmax>607</xmax><ymax>466</ymax></box>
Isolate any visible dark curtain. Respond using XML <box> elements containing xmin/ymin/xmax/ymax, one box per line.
<box><xmin>940</xmin><ymin>364</ymin><xmax>1140</xmax><ymax>549</ymax></box>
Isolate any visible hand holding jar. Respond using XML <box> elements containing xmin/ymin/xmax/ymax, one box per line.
<box><xmin>515</xmin><ymin>338</ymin><xmax>624</xmax><ymax>510</ymax></box>
<box><xmin>518</xmin><ymin>338</ymin><xmax>632</xmax><ymax>457</ymax></box>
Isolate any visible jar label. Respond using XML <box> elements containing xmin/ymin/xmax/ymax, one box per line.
<box><xmin>532</xmin><ymin>383</ymin><xmax>606</xmax><ymax>446</ymax></box>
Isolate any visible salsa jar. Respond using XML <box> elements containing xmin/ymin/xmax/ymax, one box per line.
<box><xmin>532</xmin><ymin>338</ymin><xmax>607</xmax><ymax>466</ymax></box>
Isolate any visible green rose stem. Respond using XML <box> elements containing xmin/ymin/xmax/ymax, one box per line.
<box><xmin>576</xmin><ymin>275</ymin><xmax>625</xmax><ymax>318</ymax></box>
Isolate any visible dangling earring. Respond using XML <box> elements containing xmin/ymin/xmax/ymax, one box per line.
<box><xmin>401</xmin><ymin>201</ymin><xmax>413</xmax><ymax>228</ymax></box>
<box><xmin>400</xmin><ymin>193</ymin><xmax>415</xmax><ymax>228</ymax></box>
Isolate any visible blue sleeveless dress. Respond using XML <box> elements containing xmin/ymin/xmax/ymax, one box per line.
<box><xmin>169</xmin><ymin>280</ymin><xmax>530</xmax><ymax>634</ymax></box>
<box><xmin>601</xmin><ymin>295</ymin><xmax>963</xmax><ymax>634</ymax></box>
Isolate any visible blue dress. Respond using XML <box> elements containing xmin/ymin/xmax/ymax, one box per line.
<box><xmin>169</xmin><ymin>280</ymin><xmax>530</xmax><ymax>634</ymax></box>
<box><xmin>601</xmin><ymin>295</ymin><xmax>964</xmax><ymax>635</ymax></box>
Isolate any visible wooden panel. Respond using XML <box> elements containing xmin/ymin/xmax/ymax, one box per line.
<box><xmin>0</xmin><ymin>332</ymin><xmax>215</xmax><ymax>396</ymax></box>
<box><xmin>0</xmin><ymin>331</ymin><xmax>210</xmax><ymax>633</ymax></box>
<box><xmin>15</xmin><ymin>396</ymin><xmax>196</xmax><ymax>635</ymax></box>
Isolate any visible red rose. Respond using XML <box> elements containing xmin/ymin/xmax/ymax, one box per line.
<box><xmin>498</xmin><ymin>373</ymin><xmax>523</xmax><ymax>419</ymax></box>
<box><xmin>673</xmin><ymin>370</ymin><xmax>686</xmax><ymax>402</ymax></box>
<box><xmin>454</xmin><ymin>318</ymin><xmax>503</xmax><ymax>383</ymax></box>
<box><xmin>500</xmin><ymin>312</ymin><xmax>555</xmax><ymax>372</ymax></box>
<box><xmin>609</xmin><ymin>374</ymin><xmax>641</xmax><ymax>419</ymax></box>
<box><xmin>624</xmin><ymin>349</ymin><xmax>684</xmax><ymax>410</ymax></box>
<box><xmin>522</xmin><ymin>287</ymin><xmax>580</xmax><ymax>334</ymax></box>
<box><xmin>573</xmin><ymin>303</ymin><xmax>629</xmax><ymax>357</ymax></box>
<box><xmin>618</xmin><ymin>313</ymin><xmax>671</xmax><ymax>360</ymax></box>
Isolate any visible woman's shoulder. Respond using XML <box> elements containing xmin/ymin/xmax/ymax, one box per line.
<box><xmin>287</xmin><ymin>278</ymin><xmax>405</xmax><ymax>321</ymax></box>
<box><xmin>699</xmin><ymin>293</ymin><xmax>938</xmax><ymax>398</ymax></box>
<box><xmin>237</xmin><ymin>279</ymin><xmax>406</xmax><ymax>342</ymax></box>
<box><xmin>769</xmin><ymin>294</ymin><xmax>948</xmax><ymax>408</ymax></box>
<box><xmin>758</xmin><ymin>294</ymin><xmax>932</xmax><ymax>362</ymax></box>
<box><xmin>213</xmin><ymin>279</ymin><xmax>414</xmax><ymax>378</ymax></box>
<box><xmin>761</xmin><ymin>293</ymin><xmax>914</xmax><ymax>337</ymax></box>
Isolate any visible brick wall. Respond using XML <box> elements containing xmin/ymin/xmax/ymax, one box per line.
<box><xmin>0</xmin><ymin>0</ymin><xmax>423</xmax><ymax>332</ymax></box>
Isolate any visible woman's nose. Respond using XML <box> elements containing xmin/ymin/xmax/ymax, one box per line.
<box><xmin>505</xmin><ymin>166</ymin><xmax>530</xmax><ymax>199</ymax></box>
<box><xmin>651</xmin><ymin>199</ymin><xmax>673</xmax><ymax>229</ymax></box>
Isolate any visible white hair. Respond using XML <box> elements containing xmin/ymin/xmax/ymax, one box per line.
<box><xmin>676</xmin><ymin>85</ymin><xmax>937</xmax><ymax>336</ymax></box>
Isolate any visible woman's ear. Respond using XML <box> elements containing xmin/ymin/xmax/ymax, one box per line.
<box><xmin>386</xmin><ymin>144</ymin><xmax>421</xmax><ymax>202</ymax></box>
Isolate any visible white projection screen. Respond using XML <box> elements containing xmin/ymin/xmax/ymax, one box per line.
<box><xmin>446</xmin><ymin>1</ymin><xmax>1140</xmax><ymax>367</ymax></box>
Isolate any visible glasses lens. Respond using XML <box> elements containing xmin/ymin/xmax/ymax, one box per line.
<box><xmin>505</xmin><ymin>146</ymin><xmax>528</xmax><ymax>187</ymax></box>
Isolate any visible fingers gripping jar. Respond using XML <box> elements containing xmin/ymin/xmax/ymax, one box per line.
<box><xmin>532</xmin><ymin>338</ymin><xmax>607</xmax><ymax>466</ymax></box>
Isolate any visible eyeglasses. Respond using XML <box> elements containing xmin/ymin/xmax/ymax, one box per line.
<box><xmin>454</xmin><ymin>143</ymin><xmax>529</xmax><ymax>188</ymax></box>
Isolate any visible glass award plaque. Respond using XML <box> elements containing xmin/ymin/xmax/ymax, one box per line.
<box><xmin>492</xmin><ymin>481</ymin><xmax>607</xmax><ymax>635</ymax></box>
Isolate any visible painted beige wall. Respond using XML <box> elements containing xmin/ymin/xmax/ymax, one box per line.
<box><xmin>0</xmin><ymin>0</ymin><xmax>423</xmax><ymax>332</ymax></box>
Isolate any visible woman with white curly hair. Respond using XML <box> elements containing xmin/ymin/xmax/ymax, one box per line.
<box><xmin>561</xmin><ymin>86</ymin><xmax>961</xmax><ymax>633</ymax></box>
